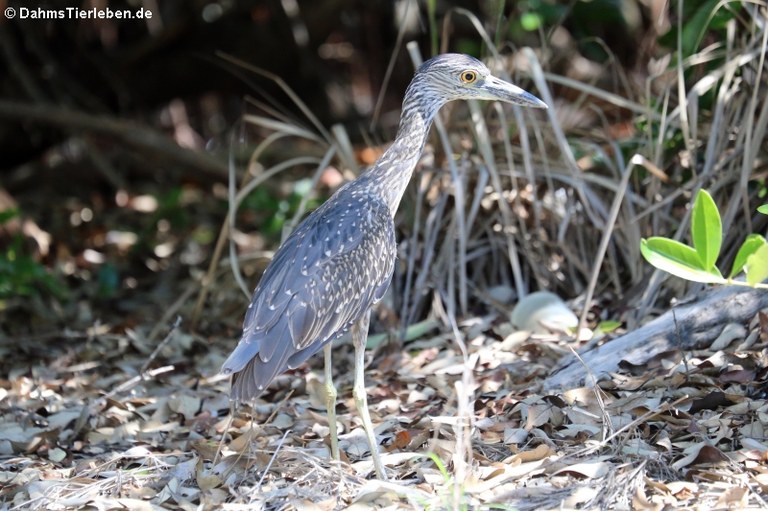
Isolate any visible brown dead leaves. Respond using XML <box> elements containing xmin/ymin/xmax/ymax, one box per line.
<box><xmin>1</xmin><ymin>305</ymin><xmax>767</xmax><ymax>510</ymax></box>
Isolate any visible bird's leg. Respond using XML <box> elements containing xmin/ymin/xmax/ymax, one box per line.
<box><xmin>323</xmin><ymin>343</ymin><xmax>340</xmax><ymax>462</ymax></box>
<box><xmin>351</xmin><ymin>312</ymin><xmax>387</xmax><ymax>480</ymax></box>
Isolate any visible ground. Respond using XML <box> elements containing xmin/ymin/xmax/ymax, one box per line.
<box><xmin>2</xmin><ymin>291</ymin><xmax>767</xmax><ymax>509</ymax></box>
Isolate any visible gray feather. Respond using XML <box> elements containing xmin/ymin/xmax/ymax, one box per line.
<box><xmin>221</xmin><ymin>191</ymin><xmax>395</xmax><ymax>400</ymax></box>
<box><xmin>221</xmin><ymin>53</ymin><xmax>547</xmax><ymax>403</ymax></box>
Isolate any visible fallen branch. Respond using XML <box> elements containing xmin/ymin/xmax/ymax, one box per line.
<box><xmin>544</xmin><ymin>286</ymin><xmax>768</xmax><ymax>390</ymax></box>
<box><xmin>0</xmin><ymin>99</ymin><xmax>228</xmax><ymax>180</ymax></box>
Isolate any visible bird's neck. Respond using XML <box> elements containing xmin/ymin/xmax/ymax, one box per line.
<box><xmin>358</xmin><ymin>85</ymin><xmax>444</xmax><ymax>217</ymax></box>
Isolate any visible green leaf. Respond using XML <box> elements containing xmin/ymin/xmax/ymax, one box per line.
<box><xmin>745</xmin><ymin>244</ymin><xmax>768</xmax><ymax>286</ymax></box>
<box><xmin>597</xmin><ymin>320</ymin><xmax>622</xmax><ymax>334</ymax></box>
<box><xmin>425</xmin><ymin>452</ymin><xmax>451</xmax><ymax>481</ymax></box>
<box><xmin>729</xmin><ymin>234</ymin><xmax>767</xmax><ymax>278</ymax></box>
<box><xmin>520</xmin><ymin>12</ymin><xmax>542</xmax><ymax>31</ymax></box>
<box><xmin>641</xmin><ymin>237</ymin><xmax>725</xmax><ymax>284</ymax></box>
<box><xmin>0</xmin><ymin>208</ymin><xmax>19</xmax><ymax>224</ymax></box>
<box><xmin>691</xmin><ymin>189</ymin><xmax>722</xmax><ymax>270</ymax></box>
<box><xmin>758</xmin><ymin>204</ymin><xmax>768</xmax><ymax>215</ymax></box>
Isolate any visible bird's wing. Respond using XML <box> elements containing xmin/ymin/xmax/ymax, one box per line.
<box><xmin>221</xmin><ymin>191</ymin><xmax>396</xmax><ymax>400</ymax></box>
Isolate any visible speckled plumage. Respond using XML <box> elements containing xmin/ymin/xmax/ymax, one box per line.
<box><xmin>221</xmin><ymin>53</ymin><xmax>547</xmax><ymax>406</ymax></box>
<box><xmin>223</xmin><ymin>189</ymin><xmax>395</xmax><ymax>401</ymax></box>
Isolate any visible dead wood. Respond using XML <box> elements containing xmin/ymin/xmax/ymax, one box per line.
<box><xmin>544</xmin><ymin>287</ymin><xmax>768</xmax><ymax>390</ymax></box>
<box><xmin>0</xmin><ymin>99</ymin><xmax>228</xmax><ymax>180</ymax></box>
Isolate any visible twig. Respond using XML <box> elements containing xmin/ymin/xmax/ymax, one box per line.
<box><xmin>215</xmin><ymin>52</ymin><xmax>332</xmax><ymax>143</ymax></box>
<box><xmin>98</xmin><ymin>318</ymin><xmax>181</xmax><ymax>401</ymax></box>
<box><xmin>148</xmin><ymin>284</ymin><xmax>196</xmax><ymax>341</ymax></box>
<box><xmin>258</xmin><ymin>429</ymin><xmax>291</xmax><ymax>487</ymax></box>
<box><xmin>577</xmin><ymin>153</ymin><xmax>640</xmax><ymax>333</ymax></box>
<box><xmin>0</xmin><ymin>26</ymin><xmax>47</xmax><ymax>102</ymax></box>
<box><xmin>141</xmin><ymin>316</ymin><xmax>182</xmax><ymax>374</ymax></box>
<box><xmin>0</xmin><ymin>99</ymin><xmax>228</xmax><ymax>180</ymax></box>
<box><xmin>561</xmin><ymin>395</ymin><xmax>690</xmax><ymax>462</ymax></box>
<box><xmin>102</xmin><ymin>365</ymin><xmax>175</xmax><ymax>401</ymax></box>
<box><xmin>192</xmin><ymin>120</ymin><xmax>252</xmax><ymax>328</ymax></box>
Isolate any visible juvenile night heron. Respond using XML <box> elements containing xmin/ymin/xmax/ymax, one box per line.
<box><xmin>221</xmin><ymin>53</ymin><xmax>547</xmax><ymax>479</ymax></box>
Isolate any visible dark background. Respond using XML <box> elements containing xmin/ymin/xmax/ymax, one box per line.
<box><xmin>0</xmin><ymin>0</ymin><xmax>743</xmax><ymax>335</ymax></box>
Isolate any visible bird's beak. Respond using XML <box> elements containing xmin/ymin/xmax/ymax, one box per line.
<box><xmin>483</xmin><ymin>75</ymin><xmax>548</xmax><ymax>109</ymax></box>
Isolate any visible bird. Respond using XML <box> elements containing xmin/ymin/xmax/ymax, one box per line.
<box><xmin>221</xmin><ymin>53</ymin><xmax>547</xmax><ymax>479</ymax></box>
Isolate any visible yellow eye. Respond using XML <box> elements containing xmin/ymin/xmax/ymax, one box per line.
<box><xmin>460</xmin><ymin>70</ymin><xmax>477</xmax><ymax>84</ymax></box>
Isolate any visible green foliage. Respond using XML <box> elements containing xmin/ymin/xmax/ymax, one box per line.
<box><xmin>0</xmin><ymin>209</ymin><xmax>65</xmax><ymax>301</ymax></box>
<box><xmin>690</xmin><ymin>188</ymin><xmax>721</xmax><ymax>270</ymax></box>
<box><xmin>422</xmin><ymin>452</ymin><xmax>471</xmax><ymax>511</ymax></box>
<box><xmin>729</xmin><ymin>235</ymin><xmax>765</xmax><ymax>279</ymax></box>
<box><xmin>596</xmin><ymin>320</ymin><xmax>622</xmax><ymax>334</ymax></box>
<box><xmin>640</xmin><ymin>237</ymin><xmax>725</xmax><ymax>284</ymax></box>
<box><xmin>508</xmin><ymin>0</ymin><xmax>566</xmax><ymax>40</ymax></box>
<box><xmin>411</xmin><ymin>452</ymin><xmax>522</xmax><ymax>510</ymax></box>
<box><xmin>641</xmin><ymin>190</ymin><xmax>768</xmax><ymax>288</ymax></box>
<box><xmin>0</xmin><ymin>208</ymin><xmax>18</xmax><ymax>224</ymax></box>
<box><xmin>427</xmin><ymin>0</ymin><xmax>438</xmax><ymax>56</ymax></box>
<box><xmin>758</xmin><ymin>204</ymin><xmax>768</xmax><ymax>215</ymax></box>
<box><xmin>96</xmin><ymin>263</ymin><xmax>120</xmax><ymax>299</ymax></box>
<box><xmin>155</xmin><ymin>188</ymin><xmax>189</xmax><ymax>230</ymax></box>
<box><xmin>658</xmin><ymin>0</ymin><xmax>741</xmax><ymax>59</ymax></box>
<box><xmin>426</xmin><ymin>451</ymin><xmax>451</xmax><ymax>481</ymax></box>
<box><xmin>652</xmin><ymin>0</ymin><xmax>743</xmax><ymax>118</ymax></box>
<box><xmin>745</xmin><ymin>245</ymin><xmax>768</xmax><ymax>286</ymax></box>
<box><xmin>242</xmin><ymin>178</ymin><xmax>323</xmax><ymax>241</ymax></box>
<box><xmin>519</xmin><ymin>11</ymin><xmax>542</xmax><ymax>31</ymax></box>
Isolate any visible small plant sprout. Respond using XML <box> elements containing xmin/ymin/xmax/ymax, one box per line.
<box><xmin>640</xmin><ymin>190</ymin><xmax>768</xmax><ymax>289</ymax></box>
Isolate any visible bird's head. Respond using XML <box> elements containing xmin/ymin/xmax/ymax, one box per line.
<box><xmin>410</xmin><ymin>53</ymin><xmax>547</xmax><ymax>110</ymax></box>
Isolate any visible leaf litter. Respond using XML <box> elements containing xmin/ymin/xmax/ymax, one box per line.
<box><xmin>1</xmin><ymin>298</ymin><xmax>766</xmax><ymax>510</ymax></box>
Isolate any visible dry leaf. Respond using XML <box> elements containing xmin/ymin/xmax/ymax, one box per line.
<box><xmin>168</xmin><ymin>395</ymin><xmax>201</xmax><ymax>421</ymax></box>
<box><xmin>553</xmin><ymin>460</ymin><xmax>611</xmax><ymax>479</ymax></box>
<box><xmin>710</xmin><ymin>323</ymin><xmax>747</xmax><ymax>350</ymax></box>
<box><xmin>672</xmin><ymin>443</ymin><xmax>728</xmax><ymax>470</ymax></box>
<box><xmin>509</xmin><ymin>444</ymin><xmax>553</xmax><ymax>463</ymax></box>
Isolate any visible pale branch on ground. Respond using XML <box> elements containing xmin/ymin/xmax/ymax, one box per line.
<box><xmin>544</xmin><ymin>287</ymin><xmax>768</xmax><ymax>390</ymax></box>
